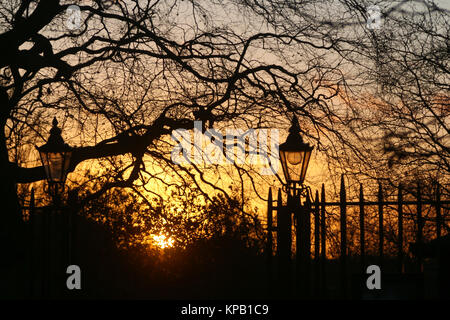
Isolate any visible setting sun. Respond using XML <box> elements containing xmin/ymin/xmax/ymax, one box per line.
<box><xmin>151</xmin><ymin>234</ymin><xmax>175</xmax><ymax>249</ymax></box>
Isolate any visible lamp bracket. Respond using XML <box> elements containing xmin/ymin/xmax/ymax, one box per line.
<box><xmin>282</xmin><ymin>182</ymin><xmax>311</xmax><ymax>199</ymax></box>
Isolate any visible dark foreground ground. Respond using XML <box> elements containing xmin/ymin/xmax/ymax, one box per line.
<box><xmin>0</xmin><ymin>212</ymin><xmax>447</xmax><ymax>300</ymax></box>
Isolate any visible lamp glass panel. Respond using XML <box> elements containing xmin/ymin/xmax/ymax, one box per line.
<box><xmin>39</xmin><ymin>150</ymin><xmax>72</xmax><ymax>183</ymax></box>
<box><xmin>287</xmin><ymin>151</ymin><xmax>302</xmax><ymax>165</ymax></box>
<box><xmin>280</xmin><ymin>150</ymin><xmax>289</xmax><ymax>183</ymax></box>
<box><xmin>62</xmin><ymin>151</ymin><xmax>72</xmax><ymax>181</ymax></box>
<box><xmin>39</xmin><ymin>151</ymin><xmax>51</xmax><ymax>181</ymax></box>
<box><xmin>49</xmin><ymin>152</ymin><xmax>64</xmax><ymax>182</ymax></box>
<box><xmin>280</xmin><ymin>150</ymin><xmax>306</xmax><ymax>183</ymax></box>
<box><xmin>299</xmin><ymin>150</ymin><xmax>311</xmax><ymax>184</ymax></box>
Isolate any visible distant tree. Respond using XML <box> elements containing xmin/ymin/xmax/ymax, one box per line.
<box><xmin>75</xmin><ymin>181</ymin><xmax>264</xmax><ymax>251</ymax></box>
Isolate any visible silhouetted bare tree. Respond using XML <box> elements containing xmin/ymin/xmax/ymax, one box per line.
<box><xmin>0</xmin><ymin>0</ymin><xmax>342</xmax><ymax>230</ymax></box>
<box><xmin>1</xmin><ymin>0</ymin><xmax>448</xmax><ymax>251</ymax></box>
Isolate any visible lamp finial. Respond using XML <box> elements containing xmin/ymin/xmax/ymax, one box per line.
<box><xmin>289</xmin><ymin>115</ymin><xmax>300</xmax><ymax>134</ymax></box>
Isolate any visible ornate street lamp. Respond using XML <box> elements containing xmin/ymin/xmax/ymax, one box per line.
<box><xmin>279</xmin><ymin>116</ymin><xmax>314</xmax><ymax>195</ymax></box>
<box><xmin>36</xmin><ymin>117</ymin><xmax>73</xmax><ymax>203</ymax></box>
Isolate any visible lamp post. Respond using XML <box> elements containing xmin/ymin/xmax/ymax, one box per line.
<box><xmin>36</xmin><ymin>117</ymin><xmax>73</xmax><ymax>205</ymax></box>
<box><xmin>279</xmin><ymin>115</ymin><xmax>314</xmax><ymax>196</ymax></box>
<box><xmin>36</xmin><ymin>117</ymin><xmax>73</xmax><ymax>298</ymax></box>
<box><xmin>277</xmin><ymin>115</ymin><xmax>314</xmax><ymax>297</ymax></box>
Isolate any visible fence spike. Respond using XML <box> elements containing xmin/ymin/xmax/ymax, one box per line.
<box><xmin>304</xmin><ymin>188</ymin><xmax>312</xmax><ymax>296</ymax></box>
<box><xmin>277</xmin><ymin>188</ymin><xmax>283</xmax><ymax>208</ymax></box>
<box><xmin>314</xmin><ymin>190</ymin><xmax>320</xmax><ymax>255</ymax></box>
<box><xmin>359</xmin><ymin>183</ymin><xmax>365</xmax><ymax>270</ymax></box>
<box><xmin>339</xmin><ymin>175</ymin><xmax>347</xmax><ymax>297</ymax></box>
<box><xmin>321</xmin><ymin>184</ymin><xmax>326</xmax><ymax>261</ymax></box>
<box><xmin>398</xmin><ymin>184</ymin><xmax>403</xmax><ymax>273</ymax></box>
<box><xmin>305</xmin><ymin>188</ymin><xmax>311</xmax><ymax>205</ymax></box>
<box><xmin>313</xmin><ymin>190</ymin><xmax>320</xmax><ymax>297</ymax></box>
<box><xmin>340</xmin><ymin>174</ymin><xmax>346</xmax><ymax>202</ymax></box>
<box><xmin>378</xmin><ymin>182</ymin><xmax>384</xmax><ymax>266</ymax></box>
<box><xmin>267</xmin><ymin>188</ymin><xmax>273</xmax><ymax>249</ymax></box>
<box><xmin>276</xmin><ymin>188</ymin><xmax>282</xmax><ymax>258</ymax></box>
<box><xmin>267</xmin><ymin>188</ymin><xmax>273</xmax><ymax>227</ymax></box>
<box><xmin>417</xmin><ymin>183</ymin><xmax>423</xmax><ymax>243</ymax></box>
<box><xmin>266</xmin><ymin>188</ymin><xmax>274</xmax><ymax>293</ymax></box>
<box><xmin>305</xmin><ymin>189</ymin><xmax>311</xmax><ymax>260</ymax></box>
<box><xmin>315</xmin><ymin>190</ymin><xmax>320</xmax><ymax>261</ymax></box>
<box><xmin>417</xmin><ymin>183</ymin><xmax>423</xmax><ymax>272</ymax></box>
<box><xmin>320</xmin><ymin>183</ymin><xmax>327</xmax><ymax>296</ymax></box>
<box><xmin>436</xmin><ymin>182</ymin><xmax>441</xmax><ymax>238</ymax></box>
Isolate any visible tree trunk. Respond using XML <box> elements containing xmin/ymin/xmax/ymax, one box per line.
<box><xmin>0</xmin><ymin>127</ymin><xmax>22</xmax><ymax>229</ymax></box>
<box><xmin>0</xmin><ymin>122</ymin><xmax>29</xmax><ymax>297</ymax></box>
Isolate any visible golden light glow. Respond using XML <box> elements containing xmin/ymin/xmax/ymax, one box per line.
<box><xmin>151</xmin><ymin>234</ymin><xmax>175</xmax><ymax>249</ymax></box>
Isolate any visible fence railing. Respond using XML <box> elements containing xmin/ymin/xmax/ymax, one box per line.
<box><xmin>23</xmin><ymin>189</ymin><xmax>76</xmax><ymax>299</ymax></box>
<box><xmin>266</xmin><ymin>175</ymin><xmax>450</xmax><ymax>298</ymax></box>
